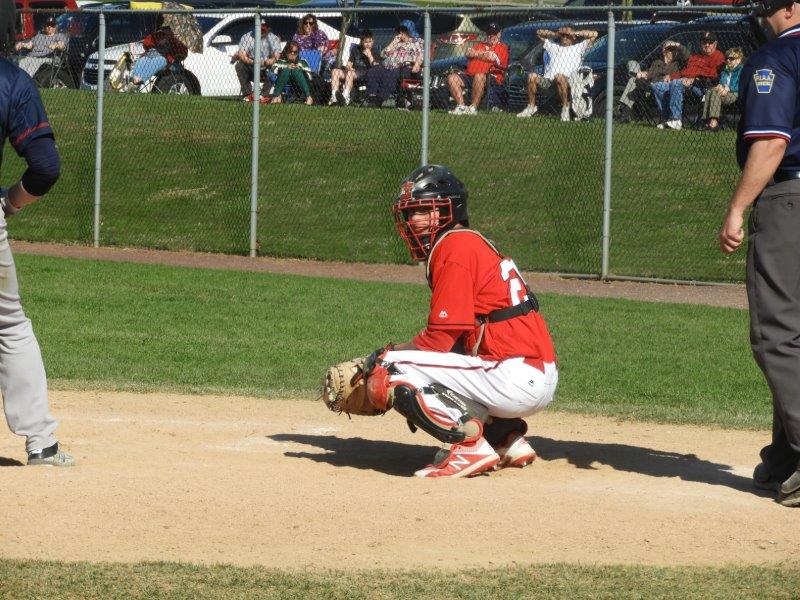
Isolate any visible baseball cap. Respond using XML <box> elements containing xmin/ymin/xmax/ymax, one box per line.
<box><xmin>701</xmin><ymin>31</ymin><xmax>717</xmax><ymax>43</ymax></box>
<box><xmin>486</xmin><ymin>22</ymin><xmax>500</xmax><ymax>35</ymax></box>
<box><xmin>44</xmin><ymin>16</ymin><xmax>57</xmax><ymax>26</ymax></box>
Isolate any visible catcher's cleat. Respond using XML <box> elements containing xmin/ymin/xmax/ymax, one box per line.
<box><xmin>414</xmin><ymin>437</ymin><xmax>499</xmax><ymax>478</ymax></box>
<box><xmin>27</xmin><ymin>443</ymin><xmax>75</xmax><ymax>467</ymax></box>
<box><xmin>494</xmin><ymin>433</ymin><xmax>537</xmax><ymax>469</ymax></box>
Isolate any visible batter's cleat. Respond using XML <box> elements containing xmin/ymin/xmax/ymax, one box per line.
<box><xmin>494</xmin><ymin>433</ymin><xmax>537</xmax><ymax>469</ymax></box>
<box><xmin>779</xmin><ymin>469</ymin><xmax>800</xmax><ymax>507</ymax></box>
<box><xmin>27</xmin><ymin>443</ymin><xmax>75</xmax><ymax>467</ymax></box>
<box><xmin>414</xmin><ymin>437</ymin><xmax>499</xmax><ymax>478</ymax></box>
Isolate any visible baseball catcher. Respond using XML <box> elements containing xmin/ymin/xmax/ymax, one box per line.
<box><xmin>322</xmin><ymin>165</ymin><xmax>558</xmax><ymax>478</ymax></box>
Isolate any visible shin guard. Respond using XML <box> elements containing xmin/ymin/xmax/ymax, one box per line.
<box><xmin>392</xmin><ymin>383</ymin><xmax>489</xmax><ymax>444</ymax></box>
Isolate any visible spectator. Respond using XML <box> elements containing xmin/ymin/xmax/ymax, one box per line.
<box><xmin>702</xmin><ymin>47</ymin><xmax>744</xmax><ymax>132</ymax></box>
<box><xmin>363</xmin><ymin>23</ymin><xmax>423</xmax><ymax>108</ymax></box>
<box><xmin>329</xmin><ymin>30</ymin><xmax>380</xmax><ymax>106</ymax></box>
<box><xmin>266</xmin><ymin>40</ymin><xmax>313</xmax><ymax>105</ymax></box>
<box><xmin>235</xmin><ymin>20</ymin><xmax>281</xmax><ymax>102</ymax></box>
<box><xmin>13</xmin><ymin>17</ymin><xmax>66</xmax><ymax>79</ymax></box>
<box><xmin>651</xmin><ymin>31</ymin><xmax>724</xmax><ymax>130</ymax></box>
<box><xmin>127</xmin><ymin>20</ymin><xmax>187</xmax><ymax>90</ymax></box>
<box><xmin>614</xmin><ymin>40</ymin><xmax>689</xmax><ymax>123</ymax></box>
<box><xmin>516</xmin><ymin>26</ymin><xmax>598</xmax><ymax>122</ymax></box>
<box><xmin>293</xmin><ymin>13</ymin><xmax>328</xmax><ymax>54</ymax></box>
<box><xmin>447</xmin><ymin>22</ymin><xmax>509</xmax><ymax>115</ymax></box>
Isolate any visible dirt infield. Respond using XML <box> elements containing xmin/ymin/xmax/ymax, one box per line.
<box><xmin>0</xmin><ymin>391</ymin><xmax>796</xmax><ymax>570</ymax></box>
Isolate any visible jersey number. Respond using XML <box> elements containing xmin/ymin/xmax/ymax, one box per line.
<box><xmin>500</xmin><ymin>259</ymin><xmax>528</xmax><ymax>306</ymax></box>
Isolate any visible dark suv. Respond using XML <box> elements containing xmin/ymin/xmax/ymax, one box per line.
<box><xmin>581</xmin><ymin>15</ymin><xmax>752</xmax><ymax>119</ymax></box>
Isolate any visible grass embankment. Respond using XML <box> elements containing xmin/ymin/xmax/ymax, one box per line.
<box><xmin>21</xmin><ymin>253</ymin><xmax>766</xmax><ymax>428</ymax></box>
<box><xmin>3</xmin><ymin>90</ymin><xmax>743</xmax><ymax>281</ymax></box>
<box><xmin>1</xmin><ymin>560</ymin><xmax>798</xmax><ymax>599</ymax></box>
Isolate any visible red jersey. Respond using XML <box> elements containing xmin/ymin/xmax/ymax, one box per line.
<box><xmin>465</xmin><ymin>41</ymin><xmax>510</xmax><ymax>84</ymax></box>
<box><xmin>412</xmin><ymin>229</ymin><xmax>556</xmax><ymax>366</ymax></box>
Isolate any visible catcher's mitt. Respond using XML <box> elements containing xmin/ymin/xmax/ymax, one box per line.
<box><xmin>321</xmin><ymin>357</ymin><xmax>385</xmax><ymax>416</ymax></box>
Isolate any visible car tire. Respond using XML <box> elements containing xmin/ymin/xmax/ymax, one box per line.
<box><xmin>592</xmin><ymin>90</ymin><xmax>607</xmax><ymax>119</ymax></box>
<box><xmin>154</xmin><ymin>73</ymin><xmax>194</xmax><ymax>95</ymax></box>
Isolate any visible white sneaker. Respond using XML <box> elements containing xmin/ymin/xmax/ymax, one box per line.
<box><xmin>665</xmin><ymin>119</ymin><xmax>682</xmax><ymax>131</ymax></box>
<box><xmin>328</xmin><ymin>94</ymin><xmax>336</xmax><ymax>106</ymax></box>
<box><xmin>561</xmin><ymin>106</ymin><xmax>570</xmax><ymax>122</ymax></box>
<box><xmin>465</xmin><ymin>105</ymin><xmax>477</xmax><ymax>115</ymax></box>
<box><xmin>342</xmin><ymin>93</ymin><xmax>350</xmax><ymax>106</ymax></box>
<box><xmin>656</xmin><ymin>122</ymin><xmax>665</xmax><ymax>129</ymax></box>
<box><xmin>449</xmin><ymin>104</ymin><xmax>468</xmax><ymax>115</ymax></box>
<box><xmin>516</xmin><ymin>105</ymin><xmax>538</xmax><ymax>118</ymax></box>
<box><xmin>494</xmin><ymin>433</ymin><xmax>537</xmax><ymax>469</ymax></box>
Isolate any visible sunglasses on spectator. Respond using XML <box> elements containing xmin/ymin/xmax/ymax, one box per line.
<box><xmin>726</xmin><ymin>55</ymin><xmax>739</xmax><ymax>60</ymax></box>
<box><xmin>287</xmin><ymin>49</ymin><xmax>299</xmax><ymax>54</ymax></box>
<box><xmin>304</xmin><ymin>20</ymin><xmax>314</xmax><ymax>25</ymax></box>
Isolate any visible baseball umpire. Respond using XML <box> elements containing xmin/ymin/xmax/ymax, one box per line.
<box><xmin>326</xmin><ymin>165</ymin><xmax>558</xmax><ymax>478</ymax></box>
<box><xmin>0</xmin><ymin>0</ymin><xmax>74</xmax><ymax>466</ymax></box>
<box><xmin>719</xmin><ymin>0</ymin><xmax>800</xmax><ymax>506</ymax></box>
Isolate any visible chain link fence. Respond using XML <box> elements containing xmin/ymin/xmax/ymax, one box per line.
<box><xmin>2</xmin><ymin>5</ymin><xmax>751</xmax><ymax>281</ymax></box>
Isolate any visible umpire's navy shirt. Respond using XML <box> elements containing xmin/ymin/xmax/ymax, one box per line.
<box><xmin>0</xmin><ymin>57</ymin><xmax>53</xmax><ymax>172</ymax></box>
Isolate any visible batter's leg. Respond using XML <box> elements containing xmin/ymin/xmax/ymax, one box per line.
<box><xmin>0</xmin><ymin>221</ymin><xmax>58</xmax><ymax>453</ymax></box>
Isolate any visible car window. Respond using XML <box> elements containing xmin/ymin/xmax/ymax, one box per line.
<box><xmin>216</xmin><ymin>18</ymin><xmax>255</xmax><ymax>44</ymax></box>
<box><xmin>15</xmin><ymin>3</ymin><xmax>23</xmax><ymax>36</ymax></box>
<box><xmin>583</xmin><ymin>27</ymin><xmax>663</xmax><ymax>65</ymax></box>
<box><xmin>264</xmin><ymin>16</ymin><xmax>302</xmax><ymax>42</ymax></box>
<box><xmin>501</xmin><ymin>28</ymin><xmax>536</xmax><ymax>61</ymax></box>
<box><xmin>105</xmin><ymin>13</ymin><xmax>158</xmax><ymax>45</ymax></box>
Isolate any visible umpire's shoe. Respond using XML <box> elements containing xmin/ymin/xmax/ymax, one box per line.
<box><xmin>753</xmin><ymin>460</ymin><xmax>796</xmax><ymax>492</ymax></box>
<box><xmin>779</xmin><ymin>466</ymin><xmax>800</xmax><ymax>507</ymax></box>
<box><xmin>27</xmin><ymin>442</ymin><xmax>75</xmax><ymax>467</ymax></box>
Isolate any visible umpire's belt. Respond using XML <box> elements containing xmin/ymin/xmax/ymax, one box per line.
<box><xmin>769</xmin><ymin>170</ymin><xmax>800</xmax><ymax>186</ymax></box>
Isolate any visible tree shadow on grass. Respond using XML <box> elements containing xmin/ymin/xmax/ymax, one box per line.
<box><xmin>0</xmin><ymin>456</ymin><xmax>24</xmax><ymax>467</ymax></box>
<box><xmin>271</xmin><ymin>433</ymin><xmax>770</xmax><ymax>496</ymax></box>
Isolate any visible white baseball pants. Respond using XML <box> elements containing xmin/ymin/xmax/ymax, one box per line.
<box><xmin>383</xmin><ymin>350</ymin><xmax>558</xmax><ymax>422</ymax></box>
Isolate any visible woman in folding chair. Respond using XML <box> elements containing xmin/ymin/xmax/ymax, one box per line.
<box><xmin>266</xmin><ymin>41</ymin><xmax>314</xmax><ymax>105</ymax></box>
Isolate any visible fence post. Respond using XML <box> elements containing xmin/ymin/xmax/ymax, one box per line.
<box><xmin>249</xmin><ymin>13</ymin><xmax>262</xmax><ymax>257</ymax></box>
<box><xmin>92</xmin><ymin>11</ymin><xmax>106</xmax><ymax>248</ymax></box>
<box><xmin>601</xmin><ymin>10</ymin><xmax>615</xmax><ymax>280</ymax></box>
<box><xmin>420</xmin><ymin>11</ymin><xmax>431</xmax><ymax>166</ymax></box>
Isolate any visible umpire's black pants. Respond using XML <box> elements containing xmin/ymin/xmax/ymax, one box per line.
<box><xmin>747</xmin><ymin>178</ymin><xmax>800</xmax><ymax>476</ymax></box>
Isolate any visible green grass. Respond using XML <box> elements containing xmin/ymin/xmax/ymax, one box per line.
<box><xmin>1</xmin><ymin>90</ymin><xmax>742</xmax><ymax>282</ymax></box>
<box><xmin>1</xmin><ymin>559</ymin><xmax>799</xmax><ymax>599</ymax></box>
<box><xmin>19</xmin><ymin>253</ymin><xmax>767</xmax><ymax>429</ymax></box>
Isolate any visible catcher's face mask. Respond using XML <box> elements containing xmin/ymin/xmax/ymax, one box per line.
<box><xmin>393</xmin><ymin>192</ymin><xmax>454</xmax><ymax>262</ymax></box>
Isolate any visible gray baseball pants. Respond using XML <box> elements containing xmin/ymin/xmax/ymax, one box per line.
<box><xmin>0</xmin><ymin>216</ymin><xmax>57</xmax><ymax>453</ymax></box>
<box><xmin>747</xmin><ymin>179</ymin><xmax>800</xmax><ymax>472</ymax></box>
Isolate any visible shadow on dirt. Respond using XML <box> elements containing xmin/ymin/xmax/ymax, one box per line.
<box><xmin>529</xmin><ymin>435</ymin><xmax>770</xmax><ymax>496</ymax></box>
<box><xmin>269</xmin><ymin>434</ymin><xmax>435</xmax><ymax>477</ymax></box>
<box><xmin>271</xmin><ymin>433</ymin><xmax>772</xmax><ymax>497</ymax></box>
<box><xmin>0</xmin><ymin>456</ymin><xmax>24</xmax><ymax>467</ymax></box>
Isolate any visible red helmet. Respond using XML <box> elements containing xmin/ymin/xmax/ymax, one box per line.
<box><xmin>393</xmin><ymin>165</ymin><xmax>469</xmax><ymax>262</ymax></box>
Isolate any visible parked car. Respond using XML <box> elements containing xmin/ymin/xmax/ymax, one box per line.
<box><xmin>293</xmin><ymin>0</ymin><xmax>462</xmax><ymax>51</ymax></box>
<box><xmin>562</xmin><ymin>0</ymin><xmax>706</xmax><ymax>21</ymax></box>
<box><xmin>14</xmin><ymin>0</ymin><xmax>78</xmax><ymax>41</ymax></box>
<box><xmin>581</xmin><ymin>15</ymin><xmax>753</xmax><ymax>119</ymax></box>
<box><xmin>81</xmin><ymin>10</ymin><xmax>359</xmax><ymax>98</ymax></box>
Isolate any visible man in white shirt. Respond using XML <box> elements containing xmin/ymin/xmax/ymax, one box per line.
<box><xmin>517</xmin><ymin>26</ymin><xmax>598</xmax><ymax>121</ymax></box>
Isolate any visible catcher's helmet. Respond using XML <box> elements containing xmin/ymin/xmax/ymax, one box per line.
<box><xmin>0</xmin><ymin>0</ymin><xmax>15</xmax><ymax>57</ymax></box>
<box><xmin>393</xmin><ymin>165</ymin><xmax>469</xmax><ymax>261</ymax></box>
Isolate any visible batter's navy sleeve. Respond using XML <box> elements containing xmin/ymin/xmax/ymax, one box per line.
<box><xmin>5</xmin><ymin>62</ymin><xmax>54</xmax><ymax>155</ymax></box>
<box><xmin>20</xmin><ymin>137</ymin><xmax>60</xmax><ymax>197</ymax></box>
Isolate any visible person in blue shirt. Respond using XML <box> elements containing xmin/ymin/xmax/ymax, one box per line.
<box><xmin>0</xmin><ymin>0</ymin><xmax>74</xmax><ymax>467</ymax></box>
<box><xmin>719</xmin><ymin>0</ymin><xmax>800</xmax><ymax>507</ymax></box>
<box><xmin>702</xmin><ymin>47</ymin><xmax>744</xmax><ymax>132</ymax></box>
